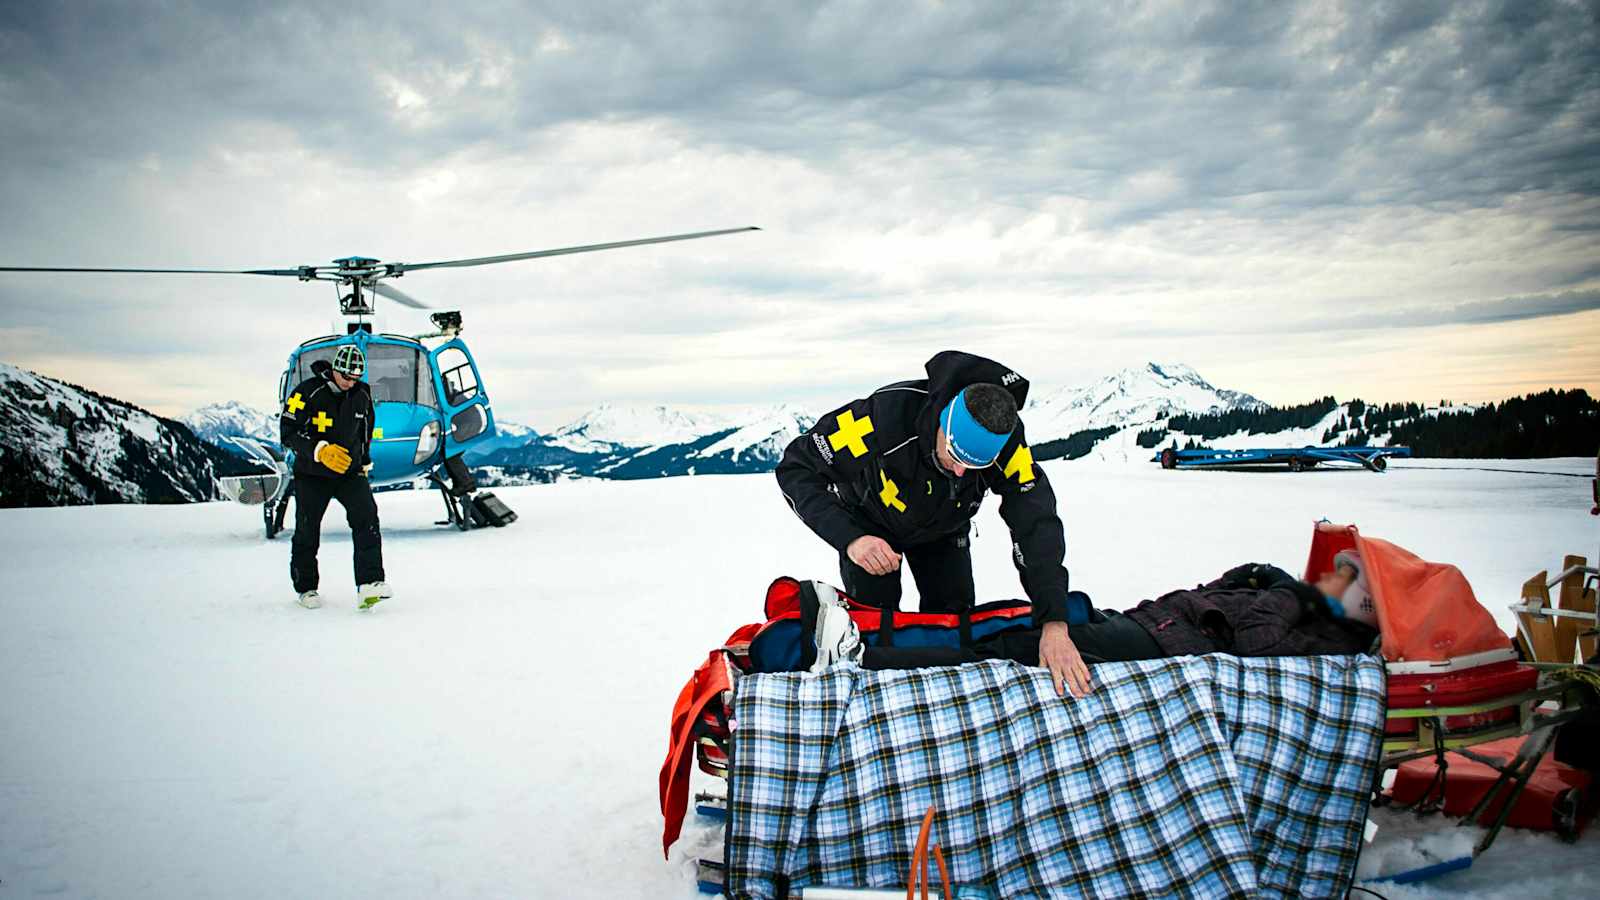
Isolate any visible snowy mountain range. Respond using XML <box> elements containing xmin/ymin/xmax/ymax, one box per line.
<box><xmin>166</xmin><ymin>363</ymin><xmax>1267</xmax><ymax>484</ymax></box>
<box><xmin>476</xmin><ymin>402</ymin><xmax>816</xmax><ymax>481</ymax></box>
<box><xmin>181</xmin><ymin>400</ymin><xmax>279</xmax><ymax>447</ymax></box>
<box><xmin>463</xmin><ymin>419</ymin><xmax>538</xmax><ymax>460</ymax></box>
<box><xmin>1025</xmin><ymin>363</ymin><xmax>1263</xmax><ymax>438</ymax></box>
<box><xmin>543</xmin><ymin>404</ymin><xmax>727</xmax><ymax>455</ymax></box>
<box><xmin>0</xmin><ymin>358</ymin><xmax>1435</xmax><ymax>505</ymax></box>
<box><xmin>468</xmin><ymin>364</ymin><xmax>1263</xmax><ymax>482</ymax></box>
<box><xmin>0</xmin><ymin>363</ymin><xmax>227</xmax><ymax>506</ymax></box>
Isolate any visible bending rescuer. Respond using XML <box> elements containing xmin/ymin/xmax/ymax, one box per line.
<box><xmin>278</xmin><ymin>344</ymin><xmax>392</xmax><ymax>611</ymax></box>
<box><xmin>775</xmin><ymin>350</ymin><xmax>1091</xmax><ymax>697</ymax></box>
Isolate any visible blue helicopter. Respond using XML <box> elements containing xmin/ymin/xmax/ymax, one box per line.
<box><xmin>0</xmin><ymin>227</ymin><xmax>758</xmax><ymax>536</ymax></box>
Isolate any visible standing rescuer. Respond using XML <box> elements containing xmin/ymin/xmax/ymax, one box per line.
<box><xmin>279</xmin><ymin>344</ymin><xmax>392</xmax><ymax>610</ymax></box>
<box><xmin>776</xmin><ymin>350</ymin><xmax>1091</xmax><ymax>697</ymax></box>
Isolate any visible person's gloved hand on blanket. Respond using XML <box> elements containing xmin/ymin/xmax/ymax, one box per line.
<box><xmin>806</xmin><ymin>556</ymin><xmax>1379</xmax><ymax>691</ymax></box>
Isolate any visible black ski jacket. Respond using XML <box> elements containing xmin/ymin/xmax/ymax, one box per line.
<box><xmin>776</xmin><ymin>351</ymin><xmax>1071</xmax><ymax>622</ymax></box>
<box><xmin>279</xmin><ymin>362</ymin><xmax>375</xmax><ymax>479</ymax></box>
<box><xmin>1125</xmin><ymin>563</ymin><xmax>1380</xmax><ymax>658</ymax></box>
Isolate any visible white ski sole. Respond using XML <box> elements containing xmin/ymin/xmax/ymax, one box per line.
<box><xmin>810</xmin><ymin>604</ymin><xmax>861</xmax><ymax>673</ymax></box>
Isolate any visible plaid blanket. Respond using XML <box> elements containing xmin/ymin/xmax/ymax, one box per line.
<box><xmin>726</xmin><ymin>654</ymin><xmax>1386</xmax><ymax>899</ymax></box>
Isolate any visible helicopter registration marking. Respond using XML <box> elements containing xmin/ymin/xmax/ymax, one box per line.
<box><xmin>311</xmin><ymin>411</ymin><xmax>334</xmax><ymax>433</ymax></box>
<box><xmin>285</xmin><ymin>393</ymin><xmax>305</xmax><ymax>414</ymax></box>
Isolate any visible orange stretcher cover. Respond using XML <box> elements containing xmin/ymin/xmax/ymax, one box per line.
<box><xmin>1305</xmin><ymin>521</ymin><xmax>1510</xmax><ymax>663</ymax></box>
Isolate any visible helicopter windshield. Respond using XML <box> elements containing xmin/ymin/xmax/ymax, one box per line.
<box><xmin>364</xmin><ymin>344</ymin><xmax>425</xmax><ymax>406</ymax></box>
<box><xmin>294</xmin><ymin>344</ymin><xmax>339</xmax><ymax>387</ymax></box>
<box><xmin>294</xmin><ymin>342</ymin><xmax>436</xmax><ymax>407</ymax></box>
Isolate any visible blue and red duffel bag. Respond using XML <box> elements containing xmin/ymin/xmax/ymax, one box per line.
<box><xmin>746</xmin><ymin>576</ymin><xmax>1086</xmax><ymax>672</ymax></box>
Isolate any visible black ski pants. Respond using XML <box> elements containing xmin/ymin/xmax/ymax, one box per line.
<box><xmin>861</xmin><ymin>613</ymin><xmax>1164</xmax><ymax>671</ymax></box>
<box><xmin>840</xmin><ymin>529</ymin><xmax>974</xmax><ymax>614</ymax></box>
<box><xmin>290</xmin><ymin>474</ymin><xmax>385</xmax><ymax>593</ymax></box>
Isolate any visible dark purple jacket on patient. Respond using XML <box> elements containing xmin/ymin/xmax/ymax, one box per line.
<box><xmin>1124</xmin><ymin>563</ymin><xmax>1379</xmax><ymax>658</ymax></box>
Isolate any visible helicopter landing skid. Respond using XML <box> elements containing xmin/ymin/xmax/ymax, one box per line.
<box><xmin>263</xmin><ymin>488</ymin><xmax>291</xmax><ymax>539</ymax></box>
<box><xmin>429</xmin><ymin>471</ymin><xmax>475</xmax><ymax>531</ymax></box>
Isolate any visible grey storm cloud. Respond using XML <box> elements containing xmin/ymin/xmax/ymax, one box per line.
<box><xmin>5</xmin><ymin>0</ymin><xmax>1597</xmax><ymax>208</ymax></box>
<box><xmin>1117</xmin><ymin>289</ymin><xmax>1600</xmax><ymax>339</ymax></box>
<box><xmin>1320</xmin><ymin>289</ymin><xmax>1600</xmax><ymax>331</ymax></box>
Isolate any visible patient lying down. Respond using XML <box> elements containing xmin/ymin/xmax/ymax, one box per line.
<box><xmin>808</xmin><ymin>553</ymin><xmax>1379</xmax><ymax>684</ymax></box>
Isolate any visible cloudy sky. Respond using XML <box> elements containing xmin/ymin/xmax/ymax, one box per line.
<box><xmin>1</xmin><ymin>0</ymin><xmax>1597</xmax><ymax>428</ymax></box>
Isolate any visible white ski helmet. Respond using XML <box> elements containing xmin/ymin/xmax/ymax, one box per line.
<box><xmin>1332</xmin><ymin>550</ymin><xmax>1379</xmax><ymax>629</ymax></box>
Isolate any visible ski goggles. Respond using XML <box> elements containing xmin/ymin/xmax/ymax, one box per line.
<box><xmin>940</xmin><ymin>388</ymin><xmax>1014</xmax><ymax>469</ymax></box>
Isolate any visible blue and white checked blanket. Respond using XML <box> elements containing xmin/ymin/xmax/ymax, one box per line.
<box><xmin>726</xmin><ymin>654</ymin><xmax>1386</xmax><ymax>899</ymax></box>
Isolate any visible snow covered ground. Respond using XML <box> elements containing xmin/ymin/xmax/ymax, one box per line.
<box><xmin>2</xmin><ymin>458</ymin><xmax>1597</xmax><ymax>898</ymax></box>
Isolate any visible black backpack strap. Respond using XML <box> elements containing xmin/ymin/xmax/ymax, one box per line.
<box><xmin>958</xmin><ymin>606</ymin><xmax>973</xmax><ymax>648</ymax></box>
<box><xmin>877</xmin><ymin>600</ymin><xmax>895</xmax><ymax>647</ymax></box>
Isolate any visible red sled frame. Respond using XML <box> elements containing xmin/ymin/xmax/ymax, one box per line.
<box><xmin>1301</xmin><ymin>520</ymin><xmax>1600</xmax><ymax>857</ymax></box>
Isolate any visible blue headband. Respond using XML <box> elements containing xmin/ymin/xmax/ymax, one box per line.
<box><xmin>940</xmin><ymin>388</ymin><xmax>1014</xmax><ymax>468</ymax></box>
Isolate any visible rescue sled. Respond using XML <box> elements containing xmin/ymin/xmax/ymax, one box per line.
<box><xmin>1156</xmin><ymin>445</ymin><xmax>1410</xmax><ymax>472</ymax></box>
<box><xmin>663</xmin><ymin>526</ymin><xmax>1598</xmax><ymax>892</ymax></box>
<box><xmin>1305</xmin><ymin>522</ymin><xmax>1599</xmax><ymax>859</ymax></box>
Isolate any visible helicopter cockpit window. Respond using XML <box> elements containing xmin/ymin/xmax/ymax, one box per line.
<box><xmin>435</xmin><ymin>347</ymin><xmax>479</xmax><ymax>406</ymax></box>
<box><xmin>363</xmin><ymin>344</ymin><xmax>419</xmax><ymax>405</ymax></box>
<box><xmin>416</xmin><ymin>356</ymin><xmax>437</xmax><ymax>408</ymax></box>
<box><xmin>295</xmin><ymin>345</ymin><xmax>340</xmax><ymax>386</ymax></box>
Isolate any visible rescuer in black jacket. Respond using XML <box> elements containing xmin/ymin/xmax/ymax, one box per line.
<box><xmin>776</xmin><ymin>350</ymin><xmax>1091</xmax><ymax>696</ymax></box>
<box><xmin>278</xmin><ymin>346</ymin><xmax>390</xmax><ymax>611</ymax></box>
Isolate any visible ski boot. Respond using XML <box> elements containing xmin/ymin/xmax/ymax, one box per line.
<box><xmin>810</xmin><ymin>600</ymin><xmax>863</xmax><ymax>673</ymax></box>
<box><xmin>357</xmin><ymin>582</ymin><xmax>393</xmax><ymax>610</ymax></box>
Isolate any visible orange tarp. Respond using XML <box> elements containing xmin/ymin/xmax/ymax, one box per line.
<box><xmin>1304</xmin><ymin>522</ymin><xmax>1510</xmax><ymax>663</ymax></box>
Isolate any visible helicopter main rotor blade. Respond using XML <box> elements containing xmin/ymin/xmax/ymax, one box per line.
<box><xmin>370</xmin><ymin>281</ymin><xmax>432</xmax><ymax>309</ymax></box>
<box><xmin>388</xmin><ymin>226</ymin><xmax>760</xmax><ymax>274</ymax></box>
<box><xmin>0</xmin><ymin>265</ymin><xmax>311</xmax><ymax>276</ymax></box>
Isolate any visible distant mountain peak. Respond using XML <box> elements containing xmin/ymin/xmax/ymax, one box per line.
<box><xmin>481</xmin><ymin>401</ymin><xmax>817</xmax><ymax>480</ymax></box>
<box><xmin>550</xmin><ymin>403</ymin><xmax>727</xmax><ymax>452</ymax></box>
<box><xmin>181</xmin><ymin>401</ymin><xmax>278</xmax><ymax>446</ymax></box>
<box><xmin>1144</xmin><ymin>362</ymin><xmax>1203</xmax><ymax>383</ymax></box>
<box><xmin>1024</xmin><ymin>362</ymin><xmax>1261</xmax><ymax>439</ymax></box>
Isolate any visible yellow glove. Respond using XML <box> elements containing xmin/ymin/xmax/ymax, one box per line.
<box><xmin>315</xmin><ymin>442</ymin><xmax>352</xmax><ymax>475</ymax></box>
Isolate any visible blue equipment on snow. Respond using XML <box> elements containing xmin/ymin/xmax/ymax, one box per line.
<box><xmin>1157</xmin><ymin>445</ymin><xmax>1411</xmax><ymax>472</ymax></box>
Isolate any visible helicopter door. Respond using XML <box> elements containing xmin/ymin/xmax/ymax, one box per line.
<box><xmin>427</xmin><ymin>340</ymin><xmax>494</xmax><ymax>458</ymax></box>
